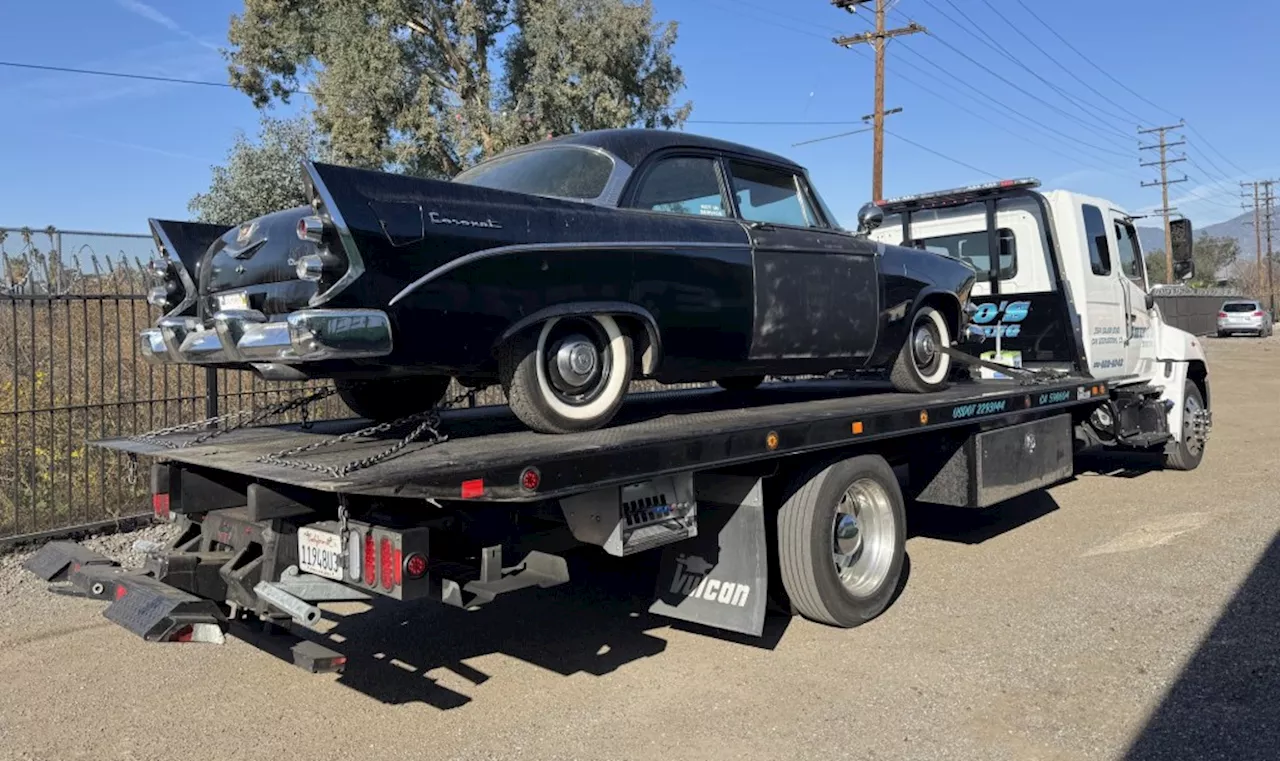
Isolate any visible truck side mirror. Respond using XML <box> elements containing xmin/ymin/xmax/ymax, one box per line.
<box><xmin>856</xmin><ymin>202</ymin><xmax>884</xmax><ymax>236</ymax></box>
<box><xmin>1170</xmin><ymin>218</ymin><xmax>1194</xmax><ymax>281</ymax></box>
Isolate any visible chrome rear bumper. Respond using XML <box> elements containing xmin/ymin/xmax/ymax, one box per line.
<box><xmin>139</xmin><ymin>309</ymin><xmax>392</xmax><ymax>365</ymax></box>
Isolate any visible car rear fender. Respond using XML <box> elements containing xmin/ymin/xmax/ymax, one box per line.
<box><xmin>496</xmin><ymin>301</ymin><xmax>663</xmax><ymax>376</ymax></box>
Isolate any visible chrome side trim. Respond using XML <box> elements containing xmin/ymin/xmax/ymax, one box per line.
<box><xmin>148</xmin><ymin>219</ymin><xmax>201</xmax><ymax>319</ymax></box>
<box><xmin>388</xmin><ymin>239</ymin><xmax>746</xmax><ymax>307</ymax></box>
<box><xmin>303</xmin><ymin>161</ymin><xmax>366</xmax><ymax>308</ymax></box>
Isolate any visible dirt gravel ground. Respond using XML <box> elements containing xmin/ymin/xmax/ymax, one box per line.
<box><xmin>0</xmin><ymin>335</ymin><xmax>1277</xmax><ymax>761</ymax></box>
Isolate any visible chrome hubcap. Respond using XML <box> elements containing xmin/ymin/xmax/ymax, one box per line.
<box><xmin>541</xmin><ymin>318</ymin><xmax>613</xmax><ymax>406</ymax></box>
<box><xmin>831</xmin><ymin>478</ymin><xmax>896</xmax><ymax>597</ymax></box>
<box><xmin>913</xmin><ymin>326</ymin><xmax>937</xmax><ymax>366</ymax></box>
<box><xmin>1183</xmin><ymin>395</ymin><xmax>1207</xmax><ymax>456</ymax></box>
<box><xmin>555</xmin><ymin>337</ymin><xmax>598</xmax><ymax>387</ymax></box>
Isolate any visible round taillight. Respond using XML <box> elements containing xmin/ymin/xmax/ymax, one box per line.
<box><xmin>520</xmin><ymin>467</ymin><xmax>540</xmax><ymax>491</ymax></box>
<box><xmin>297</xmin><ymin>215</ymin><xmax>325</xmax><ymax>243</ymax></box>
<box><xmin>404</xmin><ymin>552</ymin><xmax>428</xmax><ymax>579</ymax></box>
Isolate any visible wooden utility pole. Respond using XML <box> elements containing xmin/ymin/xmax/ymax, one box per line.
<box><xmin>833</xmin><ymin>0</ymin><xmax>924</xmax><ymax>201</ymax></box>
<box><xmin>1139</xmin><ymin>123</ymin><xmax>1188</xmax><ymax>282</ymax></box>
<box><xmin>1264</xmin><ymin>180</ymin><xmax>1276</xmax><ymax>315</ymax></box>
<box><xmin>1242</xmin><ymin>181</ymin><xmax>1264</xmax><ymax>292</ymax></box>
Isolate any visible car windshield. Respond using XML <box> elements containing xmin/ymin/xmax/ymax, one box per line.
<box><xmin>454</xmin><ymin>146</ymin><xmax>615</xmax><ymax>201</ymax></box>
<box><xmin>1222</xmin><ymin>302</ymin><xmax>1260</xmax><ymax>313</ymax></box>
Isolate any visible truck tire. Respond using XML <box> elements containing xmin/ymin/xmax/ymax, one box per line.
<box><xmin>500</xmin><ymin>314</ymin><xmax>634</xmax><ymax>434</ymax></box>
<box><xmin>335</xmin><ymin>376</ymin><xmax>451</xmax><ymax>422</ymax></box>
<box><xmin>776</xmin><ymin>454</ymin><xmax>906</xmax><ymax>628</ymax></box>
<box><xmin>1164</xmin><ymin>379</ymin><xmax>1207</xmax><ymax>471</ymax></box>
<box><xmin>890</xmin><ymin>305</ymin><xmax>952</xmax><ymax>394</ymax></box>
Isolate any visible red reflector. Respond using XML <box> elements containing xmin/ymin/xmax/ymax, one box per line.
<box><xmin>520</xmin><ymin>467</ymin><xmax>540</xmax><ymax>491</ymax></box>
<box><xmin>363</xmin><ymin>533</ymin><xmax>376</xmax><ymax>586</ymax></box>
<box><xmin>461</xmin><ymin>479</ymin><xmax>484</xmax><ymax>499</ymax></box>
<box><xmin>171</xmin><ymin>625</ymin><xmax>194</xmax><ymax>643</ymax></box>
<box><xmin>114</xmin><ymin>585</ymin><xmax>127</xmax><ymax>600</ymax></box>
<box><xmin>380</xmin><ymin>538</ymin><xmax>395</xmax><ymax>590</ymax></box>
<box><xmin>404</xmin><ymin>552</ymin><xmax>428</xmax><ymax>579</ymax></box>
<box><xmin>152</xmin><ymin>493</ymin><xmax>170</xmax><ymax>519</ymax></box>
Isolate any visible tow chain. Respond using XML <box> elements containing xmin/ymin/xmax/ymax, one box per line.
<box><xmin>254</xmin><ymin>390</ymin><xmax>476</xmax><ymax>478</ymax></box>
<box><xmin>130</xmin><ymin>387</ymin><xmax>337</xmax><ymax>450</ymax></box>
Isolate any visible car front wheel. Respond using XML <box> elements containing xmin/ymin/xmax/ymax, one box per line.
<box><xmin>890</xmin><ymin>305</ymin><xmax>952</xmax><ymax>393</ymax></box>
<box><xmin>500</xmin><ymin>314</ymin><xmax>634</xmax><ymax>434</ymax></box>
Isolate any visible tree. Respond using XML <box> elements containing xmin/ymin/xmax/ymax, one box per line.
<box><xmin>224</xmin><ymin>0</ymin><xmax>691</xmax><ymax>178</ymax></box>
<box><xmin>188</xmin><ymin>115</ymin><xmax>330</xmax><ymax>225</ymax></box>
<box><xmin>1145</xmin><ymin>234</ymin><xmax>1239</xmax><ymax>288</ymax></box>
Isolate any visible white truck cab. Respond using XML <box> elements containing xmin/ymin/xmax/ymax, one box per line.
<box><xmin>866</xmin><ymin>179</ymin><xmax>1210</xmax><ymax>469</ymax></box>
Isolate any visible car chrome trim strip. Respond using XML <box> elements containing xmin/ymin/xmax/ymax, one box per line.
<box><xmin>388</xmin><ymin>240</ymin><xmax>745</xmax><ymax>307</ymax></box>
<box><xmin>303</xmin><ymin>162</ymin><xmax>367</xmax><ymax>308</ymax></box>
<box><xmin>148</xmin><ymin>219</ymin><xmax>201</xmax><ymax>319</ymax></box>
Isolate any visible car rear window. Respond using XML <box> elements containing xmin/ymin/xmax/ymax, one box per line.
<box><xmin>1222</xmin><ymin>302</ymin><xmax>1260</xmax><ymax>313</ymax></box>
<box><xmin>454</xmin><ymin>146</ymin><xmax>615</xmax><ymax>201</ymax></box>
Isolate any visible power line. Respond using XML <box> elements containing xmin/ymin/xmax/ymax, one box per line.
<box><xmin>1010</xmin><ymin>0</ymin><xmax>1253</xmax><ymax>180</ymax></box>
<box><xmin>0</xmin><ymin>60</ymin><xmax>239</xmax><ymax>90</ymax></box>
<box><xmin>883</xmin><ymin>127</ymin><xmax>1000</xmax><ymax>180</ymax></box>
<box><xmin>921</xmin><ymin>0</ymin><xmax>1136</xmax><ymax>141</ymax></box>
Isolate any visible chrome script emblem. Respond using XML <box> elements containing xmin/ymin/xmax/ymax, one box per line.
<box><xmin>428</xmin><ymin>211</ymin><xmax>502</xmax><ymax>229</ymax></box>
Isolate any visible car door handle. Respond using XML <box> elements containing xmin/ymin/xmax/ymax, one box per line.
<box><xmin>747</xmin><ymin>221</ymin><xmax>776</xmax><ymax>232</ymax></box>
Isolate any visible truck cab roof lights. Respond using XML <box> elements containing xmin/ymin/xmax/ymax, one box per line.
<box><xmin>879</xmin><ymin>178</ymin><xmax>1041</xmax><ymax>211</ymax></box>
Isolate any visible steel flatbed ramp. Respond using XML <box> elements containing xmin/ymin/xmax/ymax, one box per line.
<box><xmin>96</xmin><ymin>378</ymin><xmax>1104</xmax><ymax>501</ymax></box>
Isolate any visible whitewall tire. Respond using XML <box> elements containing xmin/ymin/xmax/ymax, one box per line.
<box><xmin>890</xmin><ymin>305</ymin><xmax>952</xmax><ymax>393</ymax></box>
<box><xmin>500</xmin><ymin>314</ymin><xmax>634</xmax><ymax>434</ymax></box>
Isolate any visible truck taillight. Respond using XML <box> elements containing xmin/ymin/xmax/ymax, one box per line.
<box><xmin>151</xmin><ymin>493</ymin><xmax>170</xmax><ymax>520</ymax></box>
<box><xmin>363</xmin><ymin>533</ymin><xmax>376</xmax><ymax>586</ymax></box>
<box><xmin>380</xmin><ymin>537</ymin><xmax>395</xmax><ymax>590</ymax></box>
<box><xmin>347</xmin><ymin>530</ymin><xmax>361</xmax><ymax>581</ymax></box>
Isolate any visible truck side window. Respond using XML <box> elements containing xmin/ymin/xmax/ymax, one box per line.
<box><xmin>913</xmin><ymin>228</ymin><xmax>1016</xmax><ymax>282</ymax></box>
<box><xmin>727</xmin><ymin>160</ymin><xmax>823</xmax><ymax>228</ymax></box>
<box><xmin>631</xmin><ymin>156</ymin><xmax>728</xmax><ymax>218</ymax></box>
<box><xmin>1114</xmin><ymin>222</ymin><xmax>1144</xmax><ymax>285</ymax></box>
<box><xmin>1082</xmin><ymin>205</ymin><xmax>1111</xmax><ymax>276</ymax></box>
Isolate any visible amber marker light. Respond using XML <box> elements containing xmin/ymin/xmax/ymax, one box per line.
<box><xmin>919</xmin><ymin>410</ymin><xmax>929</xmax><ymax>424</ymax></box>
<box><xmin>765</xmin><ymin>431</ymin><xmax>780</xmax><ymax>450</ymax></box>
<box><xmin>851</xmin><ymin>421</ymin><xmax>864</xmax><ymax>434</ymax></box>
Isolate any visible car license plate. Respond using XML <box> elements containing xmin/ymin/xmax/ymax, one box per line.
<box><xmin>298</xmin><ymin>527</ymin><xmax>344</xmax><ymax>580</ymax></box>
<box><xmin>217</xmin><ymin>291</ymin><xmax>250</xmax><ymax>312</ymax></box>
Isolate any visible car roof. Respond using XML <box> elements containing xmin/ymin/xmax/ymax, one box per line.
<box><xmin>540</xmin><ymin>128</ymin><xmax>804</xmax><ymax>171</ymax></box>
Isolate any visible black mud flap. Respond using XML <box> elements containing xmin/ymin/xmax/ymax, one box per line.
<box><xmin>22</xmin><ymin>541</ymin><xmax>116</xmax><ymax>582</ymax></box>
<box><xmin>103</xmin><ymin>575</ymin><xmax>228</xmax><ymax>644</ymax></box>
<box><xmin>648</xmin><ymin>475</ymin><xmax>768</xmax><ymax>637</ymax></box>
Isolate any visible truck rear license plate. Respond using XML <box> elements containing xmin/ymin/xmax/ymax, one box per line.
<box><xmin>298</xmin><ymin>527</ymin><xmax>344</xmax><ymax>580</ymax></box>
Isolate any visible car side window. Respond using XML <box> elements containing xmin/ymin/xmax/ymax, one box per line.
<box><xmin>1082</xmin><ymin>205</ymin><xmax>1111</xmax><ymax>276</ymax></box>
<box><xmin>727</xmin><ymin>160</ymin><xmax>822</xmax><ymax>228</ymax></box>
<box><xmin>1114</xmin><ymin>221</ymin><xmax>1144</xmax><ymax>286</ymax></box>
<box><xmin>630</xmin><ymin>156</ymin><xmax>728</xmax><ymax>218</ymax></box>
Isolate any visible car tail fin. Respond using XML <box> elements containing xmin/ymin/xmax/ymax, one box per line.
<box><xmin>148</xmin><ymin>218</ymin><xmax>229</xmax><ymax>281</ymax></box>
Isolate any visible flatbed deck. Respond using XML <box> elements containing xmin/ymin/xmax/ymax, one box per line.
<box><xmin>98</xmin><ymin>377</ymin><xmax>1106</xmax><ymax>501</ymax></box>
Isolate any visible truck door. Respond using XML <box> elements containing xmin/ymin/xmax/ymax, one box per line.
<box><xmin>1077</xmin><ymin>204</ymin><xmax>1127</xmax><ymax>377</ymax></box>
<box><xmin>1109</xmin><ymin>214</ymin><xmax>1156</xmax><ymax>378</ymax></box>
<box><xmin>728</xmin><ymin>159</ymin><xmax>880</xmax><ymax>361</ymax></box>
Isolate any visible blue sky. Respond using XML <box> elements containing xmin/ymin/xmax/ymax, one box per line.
<box><xmin>1</xmin><ymin>0</ymin><xmax>1276</xmax><ymax>234</ymax></box>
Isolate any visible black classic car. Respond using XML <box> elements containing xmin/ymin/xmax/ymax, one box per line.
<box><xmin>141</xmin><ymin>129</ymin><xmax>976</xmax><ymax>433</ymax></box>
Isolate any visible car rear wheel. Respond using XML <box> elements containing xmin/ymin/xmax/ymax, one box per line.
<box><xmin>889</xmin><ymin>305</ymin><xmax>952</xmax><ymax>393</ymax></box>
<box><xmin>500</xmin><ymin>314</ymin><xmax>634</xmax><ymax>434</ymax></box>
<box><xmin>335</xmin><ymin>375</ymin><xmax>452</xmax><ymax>422</ymax></box>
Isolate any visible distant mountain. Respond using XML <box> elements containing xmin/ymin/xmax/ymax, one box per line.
<box><xmin>1139</xmin><ymin>211</ymin><xmax>1260</xmax><ymax>258</ymax></box>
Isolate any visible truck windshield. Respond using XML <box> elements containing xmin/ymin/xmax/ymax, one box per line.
<box><xmin>454</xmin><ymin>146</ymin><xmax>615</xmax><ymax>201</ymax></box>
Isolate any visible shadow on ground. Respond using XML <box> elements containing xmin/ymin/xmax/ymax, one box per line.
<box><xmin>908</xmin><ymin>490</ymin><xmax>1062</xmax><ymax>545</ymax></box>
<box><xmin>1124</xmin><ymin>530</ymin><xmax>1280</xmax><ymax>760</ymax></box>
<box><xmin>277</xmin><ymin>550</ymin><xmax>788</xmax><ymax>709</ymax></box>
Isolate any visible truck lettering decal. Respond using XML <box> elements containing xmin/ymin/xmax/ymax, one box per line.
<box><xmin>951</xmin><ymin>399</ymin><xmax>1008</xmax><ymax>419</ymax></box>
<box><xmin>669</xmin><ymin>554</ymin><xmax>751</xmax><ymax>607</ymax></box>
<box><xmin>970</xmin><ymin>300</ymin><xmax>1031</xmax><ymax>339</ymax></box>
<box><xmin>1039</xmin><ymin>390</ymin><xmax>1072</xmax><ymax>405</ymax></box>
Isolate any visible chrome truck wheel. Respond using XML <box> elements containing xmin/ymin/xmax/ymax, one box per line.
<box><xmin>500</xmin><ymin>314</ymin><xmax>634</xmax><ymax>434</ymax></box>
<box><xmin>1164</xmin><ymin>379</ymin><xmax>1208</xmax><ymax>471</ymax></box>
<box><xmin>775</xmin><ymin>454</ymin><xmax>906</xmax><ymax>628</ymax></box>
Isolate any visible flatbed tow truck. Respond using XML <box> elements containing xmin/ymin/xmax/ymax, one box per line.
<box><xmin>23</xmin><ymin>179</ymin><xmax>1210</xmax><ymax>672</ymax></box>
